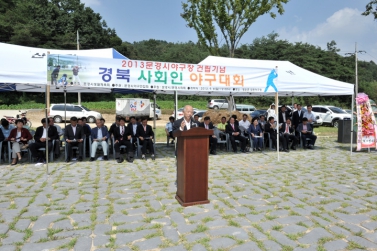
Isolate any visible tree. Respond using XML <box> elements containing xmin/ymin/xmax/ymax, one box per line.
<box><xmin>362</xmin><ymin>0</ymin><xmax>377</xmax><ymax>20</ymax></box>
<box><xmin>181</xmin><ymin>0</ymin><xmax>289</xmax><ymax>57</ymax></box>
<box><xmin>0</xmin><ymin>0</ymin><xmax>122</xmax><ymax>49</ymax></box>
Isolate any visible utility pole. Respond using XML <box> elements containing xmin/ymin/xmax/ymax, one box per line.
<box><xmin>346</xmin><ymin>42</ymin><xmax>365</xmax><ymax>95</ymax></box>
<box><xmin>77</xmin><ymin>30</ymin><xmax>82</xmax><ymax>105</ymax></box>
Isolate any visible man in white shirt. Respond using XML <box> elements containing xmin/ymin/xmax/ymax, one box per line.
<box><xmin>173</xmin><ymin>105</ymin><xmax>197</xmax><ymax>132</ymax></box>
<box><xmin>303</xmin><ymin>105</ymin><xmax>317</xmax><ymax>125</ymax></box>
<box><xmin>165</xmin><ymin>116</ymin><xmax>175</xmax><ymax>144</ymax></box>
<box><xmin>239</xmin><ymin>114</ymin><xmax>251</xmax><ymax>132</ymax></box>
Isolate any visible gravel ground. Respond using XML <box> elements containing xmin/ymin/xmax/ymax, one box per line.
<box><xmin>0</xmin><ymin>137</ymin><xmax>376</xmax><ymax>250</ymax></box>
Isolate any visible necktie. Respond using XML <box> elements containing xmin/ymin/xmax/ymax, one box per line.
<box><xmin>205</xmin><ymin>124</ymin><xmax>208</xmax><ymax>129</ymax></box>
<box><xmin>121</xmin><ymin>126</ymin><xmax>124</xmax><ymax>135</ymax></box>
<box><xmin>231</xmin><ymin>124</ymin><xmax>234</xmax><ymax>130</ymax></box>
<box><xmin>286</xmin><ymin>125</ymin><xmax>289</xmax><ymax>133</ymax></box>
<box><xmin>144</xmin><ymin>126</ymin><xmax>146</xmax><ymax>132</ymax></box>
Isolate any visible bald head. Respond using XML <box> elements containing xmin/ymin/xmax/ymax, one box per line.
<box><xmin>183</xmin><ymin>105</ymin><xmax>193</xmax><ymax>121</ymax></box>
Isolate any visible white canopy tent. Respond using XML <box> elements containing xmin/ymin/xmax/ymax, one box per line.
<box><xmin>196</xmin><ymin>56</ymin><xmax>355</xmax><ymax>160</ymax></box>
<box><xmin>0</xmin><ymin>42</ymin><xmax>127</xmax><ymax>88</ymax></box>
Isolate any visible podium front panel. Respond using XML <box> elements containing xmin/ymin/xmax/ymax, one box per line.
<box><xmin>176</xmin><ymin>135</ymin><xmax>209</xmax><ymax>205</ymax></box>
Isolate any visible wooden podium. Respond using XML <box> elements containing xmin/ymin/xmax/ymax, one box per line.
<box><xmin>173</xmin><ymin>127</ymin><xmax>213</xmax><ymax>207</ymax></box>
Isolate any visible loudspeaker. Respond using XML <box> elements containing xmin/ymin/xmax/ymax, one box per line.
<box><xmin>338</xmin><ymin>120</ymin><xmax>355</xmax><ymax>143</ymax></box>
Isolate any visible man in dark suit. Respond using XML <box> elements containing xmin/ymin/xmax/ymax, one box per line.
<box><xmin>199</xmin><ymin>116</ymin><xmax>218</xmax><ymax>155</ymax></box>
<box><xmin>279</xmin><ymin>105</ymin><xmax>291</xmax><ymax>124</ymax></box>
<box><xmin>64</xmin><ymin>116</ymin><xmax>84</xmax><ymax>162</ymax></box>
<box><xmin>113</xmin><ymin>117</ymin><xmax>133</xmax><ymax>163</ymax></box>
<box><xmin>109</xmin><ymin>115</ymin><xmax>121</xmax><ymax>138</ymax></box>
<box><xmin>297</xmin><ymin>117</ymin><xmax>317</xmax><ymax>149</ymax></box>
<box><xmin>90</xmin><ymin>119</ymin><xmax>110</xmax><ymax>161</ymax></box>
<box><xmin>29</xmin><ymin>118</ymin><xmax>58</xmax><ymax>162</ymax></box>
<box><xmin>265</xmin><ymin>116</ymin><xmax>278</xmax><ymax>150</ymax></box>
<box><xmin>173</xmin><ymin>105</ymin><xmax>198</xmax><ymax>132</ymax></box>
<box><xmin>280</xmin><ymin>117</ymin><xmax>298</xmax><ymax>151</ymax></box>
<box><xmin>226</xmin><ymin>117</ymin><xmax>247</xmax><ymax>153</ymax></box>
<box><xmin>137</xmin><ymin>117</ymin><xmax>155</xmax><ymax>160</ymax></box>
<box><xmin>127</xmin><ymin>116</ymin><xmax>139</xmax><ymax>150</ymax></box>
<box><xmin>292</xmin><ymin>104</ymin><xmax>304</xmax><ymax>129</ymax></box>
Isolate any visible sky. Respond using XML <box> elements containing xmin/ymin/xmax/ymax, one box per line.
<box><xmin>81</xmin><ymin>0</ymin><xmax>377</xmax><ymax>62</ymax></box>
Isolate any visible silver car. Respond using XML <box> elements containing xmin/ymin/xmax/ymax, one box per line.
<box><xmin>207</xmin><ymin>99</ymin><xmax>228</xmax><ymax>110</ymax></box>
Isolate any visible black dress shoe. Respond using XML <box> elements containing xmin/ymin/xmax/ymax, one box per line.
<box><xmin>308</xmin><ymin>145</ymin><xmax>314</xmax><ymax>149</ymax></box>
<box><xmin>89</xmin><ymin>157</ymin><xmax>95</xmax><ymax>162</ymax></box>
<box><xmin>116</xmin><ymin>157</ymin><xmax>124</xmax><ymax>163</ymax></box>
<box><xmin>257</xmin><ymin>148</ymin><xmax>261</xmax><ymax>151</ymax></box>
<box><xmin>54</xmin><ymin>154</ymin><xmax>59</xmax><ymax>159</ymax></box>
<box><xmin>210</xmin><ymin>151</ymin><xmax>217</xmax><ymax>155</ymax></box>
<box><xmin>103</xmin><ymin>156</ymin><xmax>108</xmax><ymax>161</ymax></box>
<box><xmin>65</xmin><ymin>158</ymin><xmax>71</xmax><ymax>163</ymax></box>
<box><xmin>78</xmin><ymin>156</ymin><xmax>83</xmax><ymax>161</ymax></box>
<box><xmin>291</xmin><ymin>146</ymin><xmax>296</xmax><ymax>150</ymax></box>
<box><xmin>284</xmin><ymin>149</ymin><xmax>289</xmax><ymax>152</ymax></box>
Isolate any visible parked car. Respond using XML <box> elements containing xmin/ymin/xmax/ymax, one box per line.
<box><xmin>171</xmin><ymin>107</ymin><xmax>199</xmax><ymax>119</ymax></box>
<box><xmin>236</xmin><ymin>104</ymin><xmax>256</xmax><ymax>113</ymax></box>
<box><xmin>193</xmin><ymin>110</ymin><xmax>207</xmax><ymax>122</ymax></box>
<box><xmin>250</xmin><ymin>109</ymin><xmax>267</xmax><ymax>118</ymax></box>
<box><xmin>207</xmin><ymin>99</ymin><xmax>228</xmax><ymax>110</ymax></box>
<box><xmin>310</xmin><ymin>105</ymin><xmax>351</xmax><ymax>127</ymax></box>
<box><xmin>49</xmin><ymin>104</ymin><xmax>102</xmax><ymax>123</ymax></box>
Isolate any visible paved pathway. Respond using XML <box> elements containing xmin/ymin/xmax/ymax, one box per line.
<box><xmin>0</xmin><ymin>137</ymin><xmax>376</xmax><ymax>251</ymax></box>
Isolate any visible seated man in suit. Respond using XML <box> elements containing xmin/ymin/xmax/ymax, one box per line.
<box><xmin>64</xmin><ymin>116</ymin><xmax>84</xmax><ymax>162</ymax></box>
<box><xmin>48</xmin><ymin>117</ymin><xmax>63</xmax><ymax>158</ymax></box>
<box><xmin>279</xmin><ymin>104</ymin><xmax>291</xmax><ymax>123</ymax></box>
<box><xmin>165</xmin><ymin>116</ymin><xmax>175</xmax><ymax>144</ymax></box>
<box><xmin>279</xmin><ymin>117</ymin><xmax>298</xmax><ymax>151</ymax></box>
<box><xmin>127</xmin><ymin>116</ymin><xmax>139</xmax><ymax>149</ymax></box>
<box><xmin>226</xmin><ymin>117</ymin><xmax>247</xmax><ymax>153</ymax></box>
<box><xmin>113</xmin><ymin>117</ymin><xmax>133</xmax><ymax>163</ymax></box>
<box><xmin>200</xmin><ymin>116</ymin><xmax>217</xmax><ymax>155</ymax></box>
<box><xmin>248</xmin><ymin>117</ymin><xmax>263</xmax><ymax>151</ymax></box>
<box><xmin>90</xmin><ymin>119</ymin><xmax>110</xmax><ymax>161</ymax></box>
<box><xmin>109</xmin><ymin>115</ymin><xmax>121</xmax><ymax>139</ymax></box>
<box><xmin>29</xmin><ymin>118</ymin><xmax>58</xmax><ymax>163</ymax></box>
<box><xmin>265</xmin><ymin>116</ymin><xmax>278</xmax><ymax>150</ymax></box>
<box><xmin>100</xmin><ymin>118</ymin><xmax>108</xmax><ymax>130</ymax></box>
<box><xmin>80</xmin><ymin>117</ymin><xmax>91</xmax><ymax>154</ymax></box>
<box><xmin>137</xmin><ymin>117</ymin><xmax>155</xmax><ymax>160</ymax></box>
<box><xmin>297</xmin><ymin>117</ymin><xmax>317</xmax><ymax>149</ymax></box>
<box><xmin>193</xmin><ymin>114</ymin><xmax>200</xmax><ymax>124</ymax></box>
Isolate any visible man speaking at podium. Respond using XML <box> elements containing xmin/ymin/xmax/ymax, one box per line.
<box><xmin>173</xmin><ymin>105</ymin><xmax>197</xmax><ymax>131</ymax></box>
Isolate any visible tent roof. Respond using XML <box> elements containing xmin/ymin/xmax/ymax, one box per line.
<box><xmin>0</xmin><ymin>42</ymin><xmax>134</xmax><ymax>93</ymax></box>
<box><xmin>195</xmin><ymin>56</ymin><xmax>355</xmax><ymax>96</ymax></box>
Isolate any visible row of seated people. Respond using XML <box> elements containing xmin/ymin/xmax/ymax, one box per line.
<box><xmin>165</xmin><ymin>113</ymin><xmax>317</xmax><ymax>154</ymax></box>
<box><xmin>0</xmin><ymin>115</ymin><xmax>156</xmax><ymax>165</ymax></box>
<box><xmin>64</xmin><ymin>115</ymin><xmax>155</xmax><ymax>163</ymax></box>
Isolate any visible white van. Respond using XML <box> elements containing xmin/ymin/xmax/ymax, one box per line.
<box><xmin>49</xmin><ymin>104</ymin><xmax>102</xmax><ymax>123</ymax></box>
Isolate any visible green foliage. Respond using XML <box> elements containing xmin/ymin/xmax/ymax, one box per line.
<box><xmin>362</xmin><ymin>0</ymin><xmax>377</xmax><ymax>20</ymax></box>
<box><xmin>0</xmin><ymin>0</ymin><xmax>121</xmax><ymax>49</ymax></box>
<box><xmin>181</xmin><ymin>0</ymin><xmax>289</xmax><ymax>57</ymax></box>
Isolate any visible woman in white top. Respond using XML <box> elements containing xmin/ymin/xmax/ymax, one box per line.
<box><xmin>267</xmin><ymin>104</ymin><xmax>277</xmax><ymax>120</ymax></box>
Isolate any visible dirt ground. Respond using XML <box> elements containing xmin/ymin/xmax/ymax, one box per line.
<box><xmin>26</xmin><ymin>110</ymin><xmax>170</xmax><ymax>128</ymax></box>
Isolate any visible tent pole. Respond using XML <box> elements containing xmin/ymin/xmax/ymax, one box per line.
<box><xmin>45</xmin><ymin>85</ymin><xmax>49</xmax><ymax>175</ymax></box>
<box><xmin>275</xmin><ymin>93</ymin><xmax>280</xmax><ymax>162</ymax></box>
<box><xmin>350</xmin><ymin>93</ymin><xmax>355</xmax><ymax>155</ymax></box>
<box><xmin>153</xmin><ymin>92</ymin><xmax>156</xmax><ymax>131</ymax></box>
<box><xmin>174</xmin><ymin>91</ymin><xmax>178</xmax><ymax>120</ymax></box>
<box><xmin>64</xmin><ymin>87</ymin><xmax>67</xmax><ymax>129</ymax></box>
